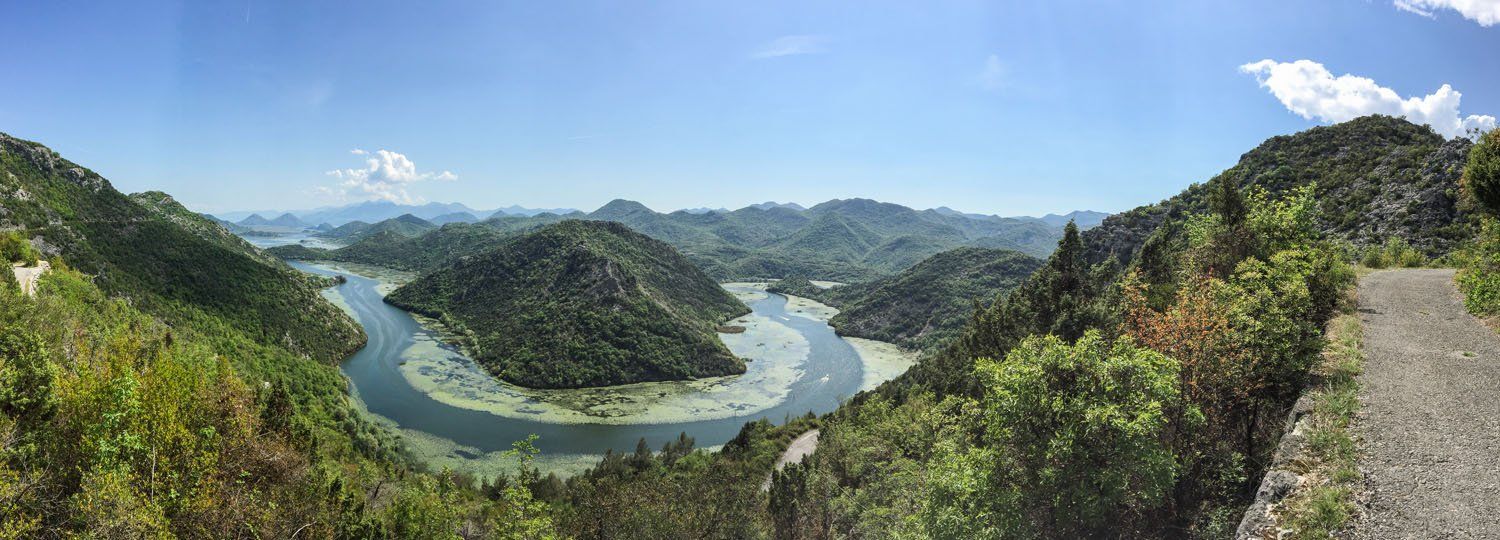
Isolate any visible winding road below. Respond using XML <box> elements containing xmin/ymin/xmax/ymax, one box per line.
<box><xmin>1352</xmin><ymin>269</ymin><xmax>1500</xmax><ymax>539</ymax></box>
<box><xmin>763</xmin><ymin>429</ymin><xmax>820</xmax><ymax>491</ymax></box>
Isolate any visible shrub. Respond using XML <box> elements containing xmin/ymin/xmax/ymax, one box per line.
<box><xmin>1458</xmin><ymin>218</ymin><xmax>1500</xmax><ymax>316</ymax></box>
<box><xmin>924</xmin><ymin>331</ymin><xmax>1186</xmax><ymax>538</ymax></box>
<box><xmin>1464</xmin><ymin>129</ymin><xmax>1500</xmax><ymax>216</ymax></box>
<box><xmin>0</xmin><ymin>232</ymin><xmax>37</xmax><ymax>266</ymax></box>
<box><xmin>1360</xmin><ymin>237</ymin><xmax>1426</xmax><ymax>269</ymax></box>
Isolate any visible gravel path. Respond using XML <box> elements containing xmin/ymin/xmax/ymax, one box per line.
<box><xmin>1352</xmin><ymin>269</ymin><xmax>1500</xmax><ymax>539</ymax></box>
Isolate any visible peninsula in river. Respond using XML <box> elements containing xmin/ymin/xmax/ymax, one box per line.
<box><xmin>385</xmin><ymin>219</ymin><xmax>752</xmax><ymax>389</ymax></box>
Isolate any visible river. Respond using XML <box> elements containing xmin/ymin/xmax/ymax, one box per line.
<box><xmin>245</xmin><ymin>232</ymin><xmax>913</xmax><ymax>473</ymax></box>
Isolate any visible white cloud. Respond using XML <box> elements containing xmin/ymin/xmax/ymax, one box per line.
<box><xmin>750</xmin><ymin>35</ymin><xmax>828</xmax><ymax>59</ymax></box>
<box><xmin>324</xmin><ymin>149</ymin><xmax>456</xmax><ymax>204</ymax></box>
<box><xmin>1240</xmin><ymin>59</ymin><xmax>1495</xmax><ymax>138</ymax></box>
<box><xmin>980</xmin><ymin>54</ymin><xmax>1007</xmax><ymax>91</ymax></box>
<box><xmin>1394</xmin><ymin>0</ymin><xmax>1500</xmax><ymax>25</ymax></box>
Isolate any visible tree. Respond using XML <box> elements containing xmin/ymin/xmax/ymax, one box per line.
<box><xmin>925</xmin><ymin>331</ymin><xmax>1186</xmax><ymax>537</ymax></box>
<box><xmin>0</xmin><ymin>330</ymin><xmax>56</xmax><ymax>432</ymax></box>
<box><xmin>1464</xmin><ymin>129</ymin><xmax>1500</xmax><ymax>216</ymax></box>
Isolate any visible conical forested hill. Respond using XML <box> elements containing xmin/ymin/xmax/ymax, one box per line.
<box><xmin>385</xmin><ymin>219</ymin><xmax>751</xmax><ymax>388</ymax></box>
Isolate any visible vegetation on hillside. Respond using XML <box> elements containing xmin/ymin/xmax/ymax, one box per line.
<box><xmin>386</xmin><ymin>220</ymin><xmax>752</xmax><ymax>388</ymax></box>
<box><xmin>315</xmin><ymin>213</ymin><xmax>437</xmax><ymax>243</ymax></box>
<box><xmin>0</xmin><ymin>133</ymin><xmax>363</xmax><ymax>364</ymax></box>
<box><xmin>0</xmin><ymin>264</ymin><xmax>559</xmax><ymax>538</ymax></box>
<box><xmin>767</xmin><ymin>176</ymin><xmax>1354</xmax><ymax>538</ymax></box>
<box><xmin>0</xmin><ymin>133</ymin><xmax>570</xmax><ymax>538</ymax></box>
<box><xmin>1457</xmin><ymin>129</ymin><xmax>1500</xmax><ymax>317</ymax></box>
<box><xmin>272</xmin><ymin>196</ymin><xmax>1068</xmax><ymax>283</ymax></box>
<box><xmin>1084</xmin><ymin>116</ymin><xmax>1474</xmax><ymax>264</ymax></box>
<box><xmin>0</xmin><ymin>231</ymin><xmax>37</xmax><ymax>266</ymax></box>
<box><xmin>769</xmin><ymin>247</ymin><xmax>1044</xmax><ymax>350</ymax></box>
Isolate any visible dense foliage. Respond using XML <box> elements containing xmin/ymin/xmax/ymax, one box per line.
<box><xmin>387</xmin><ymin>220</ymin><xmax>752</xmax><ymax>388</ymax></box>
<box><xmin>1458</xmin><ymin>130</ymin><xmax>1500</xmax><ymax>317</ymax></box>
<box><xmin>548</xmin><ymin>415</ymin><xmax>820</xmax><ymax>539</ymax></box>
<box><xmin>0</xmin><ymin>231</ymin><xmax>36</xmax><ymax>266</ymax></box>
<box><xmin>0</xmin><ymin>267</ymin><xmax>556</xmax><ymax>538</ymax></box>
<box><xmin>1</xmin><ymin>133</ymin><xmax>566</xmax><ymax>538</ymax></box>
<box><xmin>1463</xmin><ymin>130</ymin><xmax>1500</xmax><ymax>217</ymax></box>
<box><xmin>765</xmin><ymin>171</ymin><xmax>1354</xmax><ymax>537</ymax></box>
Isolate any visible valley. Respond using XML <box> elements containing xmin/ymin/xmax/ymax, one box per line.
<box><xmin>243</xmin><ymin>232</ymin><xmax>916</xmax><ymax>473</ymax></box>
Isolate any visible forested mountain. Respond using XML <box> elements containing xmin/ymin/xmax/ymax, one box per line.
<box><xmin>429</xmin><ymin>211</ymin><xmax>480</xmax><ymax>224</ymax></box>
<box><xmin>0</xmin><ymin>132</ymin><xmax>566</xmax><ymax>536</ymax></box>
<box><xmin>769</xmin><ymin>247</ymin><xmax>1044</xmax><ymax>349</ymax></box>
<box><xmin>0</xmin><ymin>132</ymin><xmax>362</xmax><ymax>362</ymax></box>
<box><xmin>271</xmin><ymin>222</ymin><xmax>511</xmax><ymax>272</ymax></box>
<box><xmin>237</xmin><ymin>212</ymin><xmax>307</xmax><ymax>229</ymax></box>
<box><xmin>385</xmin><ymin>220</ymin><xmax>751</xmax><ymax>388</ymax></box>
<box><xmin>316</xmin><ymin>213</ymin><xmax>437</xmax><ymax>242</ymax></box>
<box><xmin>1083</xmin><ymin>115</ymin><xmax>1474</xmax><ymax>263</ymax></box>
<box><xmin>280</xmin><ymin>196</ymin><xmax>1071</xmax><ymax>282</ymax></box>
<box><xmin>294</xmin><ymin>200</ymin><xmax>479</xmax><ymax>226</ymax></box>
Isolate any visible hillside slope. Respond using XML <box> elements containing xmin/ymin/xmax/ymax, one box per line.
<box><xmin>771</xmin><ymin>247</ymin><xmax>1043</xmax><ymax>349</ymax></box>
<box><xmin>0</xmin><ymin>132</ymin><xmax>362</xmax><ymax>362</ymax></box>
<box><xmin>1084</xmin><ymin>115</ymin><xmax>1473</xmax><ymax>263</ymax></box>
<box><xmin>386</xmin><ymin>220</ymin><xmax>751</xmax><ymax>388</ymax></box>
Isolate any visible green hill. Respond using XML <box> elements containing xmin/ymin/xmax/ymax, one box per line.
<box><xmin>0</xmin><ymin>132</ymin><xmax>362</xmax><ymax>362</ymax></box>
<box><xmin>385</xmin><ymin>220</ymin><xmax>751</xmax><ymax>389</ymax></box>
<box><xmin>1084</xmin><ymin>115</ymin><xmax>1473</xmax><ymax>263</ymax></box>
<box><xmin>278</xmin><ymin>222</ymin><xmax>513</xmax><ymax>272</ymax></box>
<box><xmin>770</xmin><ymin>247</ymin><xmax>1043</xmax><ymax>349</ymax></box>
<box><xmin>775</xmin><ymin>212</ymin><xmax>883</xmax><ymax>263</ymax></box>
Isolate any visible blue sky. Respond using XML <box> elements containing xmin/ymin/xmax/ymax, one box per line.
<box><xmin>2</xmin><ymin>1</ymin><xmax>1497</xmax><ymax>215</ymax></box>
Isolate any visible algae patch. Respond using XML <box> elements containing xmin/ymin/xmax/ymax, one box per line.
<box><xmin>844</xmin><ymin>337</ymin><xmax>919</xmax><ymax>393</ymax></box>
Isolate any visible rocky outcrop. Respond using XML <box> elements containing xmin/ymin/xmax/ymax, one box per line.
<box><xmin>1084</xmin><ymin>116</ymin><xmax>1474</xmax><ymax>265</ymax></box>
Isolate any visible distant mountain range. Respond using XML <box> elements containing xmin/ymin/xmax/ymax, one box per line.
<box><xmin>931</xmin><ymin>207</ymin><xmax>1108</xmax><ymax>230</ymax></box>
<box><xmin>270</xmin><ymin>196</ymin><xmax>1092</xmax><ymax>283</ymax></box>
<box><xmin>216</xmin><ymin>199</ymin><xmax>1106</xmax><ymax>232</ymax></box>
<box><xmin>214</xmin><ymin>201</ymin><xmax>583</xmax><ymax>227</ymax></box>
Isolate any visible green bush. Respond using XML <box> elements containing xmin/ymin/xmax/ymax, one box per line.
<box><xmin>1464</xmin><ymin>129</ymin><xmax>1500</xmax><ymax>216</ymax></box>
<box><xmin>923</xmin><ymin>331</ymin><xmax>1186</xmax><ymax>538</ymax></box>
<box><xmin>1359</xmin><ymin>237</ymin><xmax>1427</xmax><ymax>269</ymax></box>
<box><xmin>1458</xmin><ymin>218</ymin><xmax>1500</xmax><ymax>316</ymax></box>
<box><xmin>0</xmin><ymin>232</ymin><xmax>37</xmax><ymax>266</ymax></box>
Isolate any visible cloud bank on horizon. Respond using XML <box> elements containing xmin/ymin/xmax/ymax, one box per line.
<box><xmin>1240</xmin><ymin>59</ymin><xmax>1496</xmax><ymax>138</ymax></box>
<box><xmin>322</xmin><ymin>149</ymin><xmax>456</xmax><ymax>204</ymax></box>
<box><xmin>1394</xmin><ymin>0</ymin><xmax>1500</xmax><ymax>26</ymax></box>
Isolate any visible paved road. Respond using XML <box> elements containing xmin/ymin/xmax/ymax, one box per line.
<box><xmin>11</xmin><ymin>260</ymin><xmax>49</xmax><ymax>297</ymax></box>
<box><xmin>1352</xmin><ymin>269</ymin><xmax>1500</xmax><ymax>539</ymax></box>
<box><xmin>762</xmin><ymin>429</ymin><xmax>820</xmax><ymax>491</ymax></box>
